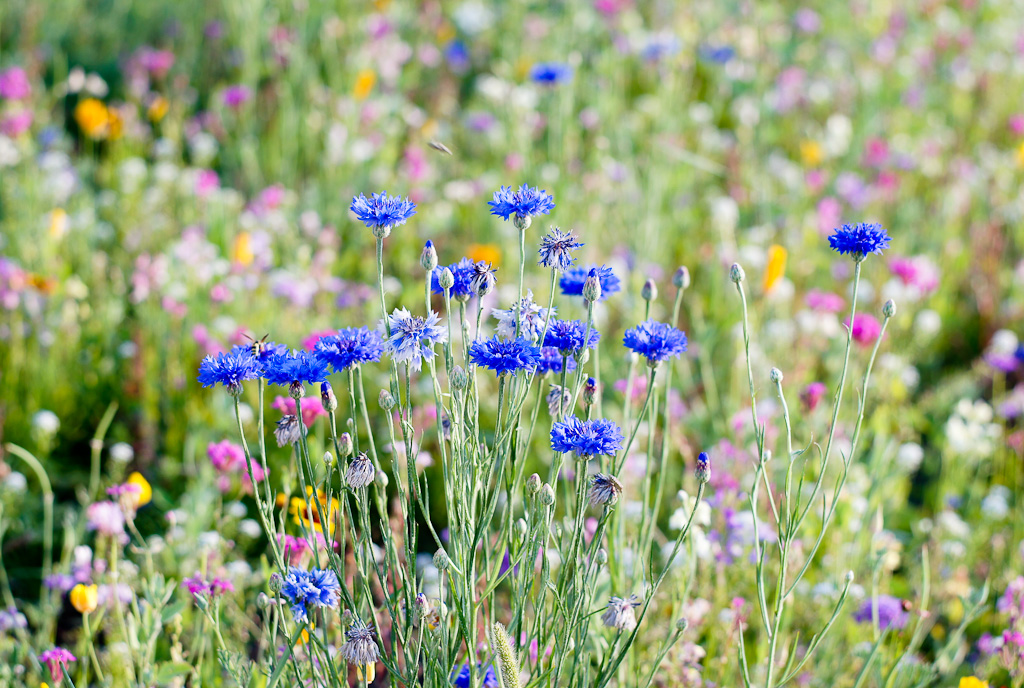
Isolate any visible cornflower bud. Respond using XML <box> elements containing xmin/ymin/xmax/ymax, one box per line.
<box><xmin>513</xmin><ymin>214</ymin><xmax>532</xmax><ymax>231</ymax></box>
<box><xmin>596</xmin><ymin>549</ymin><xmax>608</xmax><ymax>566</ymax></box>
<box><xmin>582</xmin><ymin>269</ymin><xmax>602</xmax><ymax>302</ymax></box>
<box><xmin>375</xmin><ymin>470</ymin><xmax>389</xmax><ymax>487</ymax></box>
<box><xmin>450</xmin><ymin>366</ymin><xmax>469</xmax><ymax>390</ymax></box>
<box><xmin>675</xmin><ymin>618</ymin><xmax>689</xmax><ymax>632</ymax></box>
<box><xmin>539</xmin><ymin>484</ymin><xmax>556</xmax><ymax>507</ymax></box>
<box><xmin>421</xmin><ymin>240</ymin><xmax>438</xmax><ymax>271</ymax></box>
<box><xmin>320</xmin><ymin>381</ymin><xmax>338</xmax><ymax>413</ymax></box>
<box><xmin>433</xmin><ymin>549</ymin><xmax>450</xmax><ymax>571</ymax></box>
<box><xmin>695</xmin><ymin>451</ymin><xmax>711</xmax><ymax>484</ymax></box>
<box><xmin>379</xmin><ymin>389</ymin><xmax>395</xmax><ymax>410</ymax></box>
<box><xmin>730</xmin><ymin>263</ymin><xmax>745</xmax><ymax>283</ymax></box>
<box><xmin>769</xmin><ymin>367</ymin><xmax>784</xmax><ymax>384</ymax></box>
<box><xmin>673</xmin><ymin>266</ymin><xmax>691</xmax><ymax>289</ymax></box>
<box><xmin>338</xmin><ymin>432</ymin><xmax>353</xmax><ymax>457</ymax></box>
<box><xmin>289</xmin><ymin>381</ymin><xmax>305</xmax><ymax>400</ymax></box>
<box><xmin>883</xmin><ymin>299</ymin><xmax>896</xmax><ymax>318</ymax></box>
<box><xmin>438</xmin><ymin>267</ymin><xmax>455</xmax><ymax>291</ymax></box>
<box><xmin>641</xmin><ymin>278</ymin><xmax>658</xmax><ymax>302</ymax></box>
<box><xmin>526</xmin><ymin>473</ymin><xmax>541</xmax><ymax>496</ymax></box>
<box><xmin>323</xmin><ymin>451</ymin><xmax>335</xmax><ymax>467</ymax></box>
<box><xmin>583</xmin><ymin>377</ymin><xmax>598</xmax><ymax>407</ymax></box>
<box><xmin>269</xmin><ymin>573</ymin><xmax>283</xmax><ymax>593</ymax></box>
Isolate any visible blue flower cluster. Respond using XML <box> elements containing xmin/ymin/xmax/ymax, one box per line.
<box><xmin>538</xmin><ymin>228</ymin><xmax>583</xmax><ymax>271</ymax></box>
<box><xmin>544</xmin><ymin>319</ymin><xmax>601</xmax><ymax>355</ymax></box>
<box><xmin>431</xmin><ymin>257</ymin><xmax>476</xmax><ymax>300</ymax></box>
<box><xmin>198</xmin><ymin>348</ymin><xmax>263</xmax><ymax>392</ymax></box>
<box><xmin>537</xmin><ymin>346</ymin><xmax>576</xmax><ymax>375</ymax></box>
<box><xmin>560</xmin><ymin>265</ymin><xmax>621</xmax><ymax>301</ymax></box>
<box><xmin>488</xmin><ymin>184</ymin><xmax>556</xmax><ymax>221</ymax></box>
<box><xmin>452</xmin><ymin>664</ymin><xmax>499</xmax><ymax>688</ymax></box>
<box><xmin>529</xmin><ymin>62</ymin><xmax>574</xmax><ymax>85</ymax></box>
<box><xmin>382</xmin><ymin>308</ymin><xmax>447</xmax><ymax>372</ymax></box>
<box><xmin>350</xmin><ymin>192</ymin><xmax>416</xmax><ymax>230</ymax></box>
<box><xmin>828</xmin><ymin>222</ymin><xmax>891</xmax><ymax>259</ymax></box>
<box><xmin>550</xmin><ymin>417</ymin><xmax>624</xmax><ymax>458</ymax></box>
<box><xmin>469</xmin><ymin>336</ymin><xmax>541</xmax><ymax>376</ymax></box>
<box><xmin>623</xmin><ymin>320</ymin><xmax>688</xmax><ymax>365</ymax></box>
<box><xmin>314</xmin><ymin>327</ymin><xmax>384</xmax><ymax>371</ymax></box>
<box><xmin>262</xmin><ymin>350</ymin><xmax>331</xmax><ymax>387</ymax></box>
<box><xmin>280</xmin><ymin>566</ymin><xmax>341</xmax><ymax>623</ymax></box>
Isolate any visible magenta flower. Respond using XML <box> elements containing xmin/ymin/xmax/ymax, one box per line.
<box><xmin>195</xmin><ymin>169</ymin><xmax>220</xmax><ymax>198</ymax></box>
<box><xmin>805</xmin><ymin>289</ymin><xmax>845</xmax><ymax>313</ymax></box>
<box><xmin>87</xmin><ymin>501</ymin><xmax>126</xmax><ymax>536</ymax></box>
<box><xmin>1</xmin><ymin>110</ymin><xmax>32</xmax><ymax>137</ymax></box>
<box><xmin>222</xmin><ymin>84</ymin><xmax>252</xmax><ymax>109</ymax></box>
<box><xmin>38</xmin><ymin>648</ymin><xmax>76</xmax><ymax>683</ymax></box>
<box><xmin>801</xmin><ymin>382</ymin><xmax>827</xmax><ymax>411</ymax></box>
<box><xmin>845</xmin><ymin>313</ymin><xmax>883</xmax><ymax>346</ymax></box>
<box><xmin>0</xmin><ymin>66</ymin><xmax>31</xmax><ymax>100</ymax></box>
<box><xmin>272</xmin><ymin>396</ymin><xmax>327</xmax><ymax>428</ymax></box>
<box><xmin>138</xmin><ymin>47</ymin><xmax>176</xmax><ymax>78</ymax></box>
<box><xmin>889</xmin><ymin>255</ymin><xmax>939</xmax><ymax>294</ymax></box>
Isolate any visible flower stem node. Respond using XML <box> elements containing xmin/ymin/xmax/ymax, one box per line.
<box><xmin>730</xmin><ymin>263</ymin><xmax>745</xmax><ymax>283</ymax></box>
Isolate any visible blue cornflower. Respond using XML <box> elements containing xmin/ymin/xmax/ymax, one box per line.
<box><xmin>262</xmin><ymin>349</ymin><xmax>331</xmax><ymax>387</ymax></box>
<box><xmin>828</xmin><ymin>222</ymin><xmax>891</xmax><ymax>260</ymax></box>
<box><xmin>314</xmin><ymin>328</ymin><xmax>384</xmax><ymax>371</ymax></box>
<box><xmin>537</xmin><ymin>228</ymin><xmax>584</xmax><ymax>271</ymax></box>
<box><xmin>623</xmin><ymin>320</ymin><xmax>688</xmax><ymax>366</ymax></box>
<box><xmin>488</xmin><ymin>184</ymin><xmax>556</xmax><ymax>225</ymax></box>
<box><xmin>469</xmin><ymin>336</ymin><xmax>541</xmax><ymax>376</ymax></box>
<box><xmin>198</xmin><ymin>348</ymin><xmax>262</xmax><ymax>394</ymax></box>
<box><xmin>350</xmin><ymin>192</ymin><xmax>416</xmax><ymax>237</ymax></box>
<box><xmin>381</xmin><ymin>308</ymin><xmax>447</xmax><ymax>372</ymax></box>
<box><xmin>560</xmin><ymin>265</ymin><xmax>621</xmax><ymax>301</ymax></box>
<box><xmin>537</xmin><ymin>346</ymin><xmax>576</xmax><ymax>375</ymax></box>
<box><xmin>544</xmin><ymin>319</ymin><xmax>601</xmax><ymax>355</ymax></box>
<box><xmin>699</xmin><ymin>44</ymin><xmax>735</xmax><ymax>63</ymax></box>
<box><xmin>431</xmin><ymin>257</ymin><xmax>476</xmax><ymax>301</ymax></box>
<box><xmin>452</xmin><ymin>664</ymin><xmax>499</xmax><ymax>688</ymax></box>
<box><xmin>230</xmin><ymin>341</ymin><xmax>287</xmax><ymax>364</ymax></box>
<box><xmin>853</xmin><ymin>595</ymin><xmax>909</xmax><ymax>631</ymax></box>
<box><xmin>280</xmin><ymin>566</ymin><xmax>341</xmax><ymax>623</ymax></box>
<box><xmin>492</xmin><ymin>290</ymin><xmax>553</xmax><ymax>340</ymax></box>
<box><xmin>550</xmin><ymin>417</ymin><xmax>624</xmax><ymax>458</ymax></box>
<box><xmin>529</xmin><ymin>62</ymin><xmax>574</xmax><ymax>85</ymax></box>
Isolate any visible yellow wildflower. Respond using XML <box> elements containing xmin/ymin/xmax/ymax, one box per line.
<box><xmin>231</xmin><ymin>232</ymin><xmax>254</xmax><ymax>266</ymax></box>
<box><xmin>147</xmin><ymin>95</ymin><xmax>169</xmax><ymax>123</ymax></box>
<box><xmin>1016</xmin><ymin>141</ymin><xmax>1024</xmax><ymax>168</ymax></box>
<box><xmin>467</xmin><ymin>243</ymin><xmax>502</xmax><ymax>267</ymax></box>
<box><xmin>763</xmin><ymin>244</ymin><xmax>787</xmax><ymax>293</ymax></box>
<box><xmin>48</xmin><ymin>209</ymin><xmax>68</xmax><ymax>239</ymax></box>
<box><xmin>353</xmin><ymin>69</ymin><xmax>376</xmax><ymax>100</ymax></box>
<box><xmin>800</xmin><ymin>140</ymin><xmax>823</xmax><ymax>167</ymax></box>
<box><xmin>74</xmin><ymin>98</ymin><xmax>111</xmax><ymax>139</ymax></box>
<box><xmin>959</xmin><ymin>677</ymin><xmax>988</xmax><ymax>688</ymax></box>
<box><xmin>127</xmin><ymin>472</ymin><xmax>152</xmax><ymax>508</ymax></box>
<box><xmin>69</xmin><ymin>583</ymin><xmax>98</xmax><ymax>614</ymax></box>
<box><xmin>357</xmin><ymin>663</ymin><xmax>376</xmax><ymax>682</ymax></box>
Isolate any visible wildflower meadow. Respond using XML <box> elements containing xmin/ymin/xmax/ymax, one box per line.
<box><xmin>1</xmin><ymin>1</ymin><xmax>1023</xmax><ymax>687</ymax></box>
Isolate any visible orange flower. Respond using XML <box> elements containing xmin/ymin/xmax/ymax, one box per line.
<box><xmin>69</xmin><ymin>583</ymin><xmax>98</xmax><ymax>614</ymax></box>
<box><xmin>763</xmin><ymin>244</ymin><xmax>787</xmax><ymax>293</ymax></box>
<box><xmin>74</xmin><ymin>98</ymin><xmax>111</xmax><ymax>139</ymax></box>
<box><xmin>353</xmin><ymin>69</ymin><xmax>376</xmax><ymax>101</ymax></box>
<box><xmin>467</xmin><ymin>243</ymin><xmax>502</xmax><ymax>267</ymax></box>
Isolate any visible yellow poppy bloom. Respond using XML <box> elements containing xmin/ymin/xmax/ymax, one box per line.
<box><xmin>467</xmin><ymin>243</ymin><xmax>502</xmax><ymax>267</ymax></box>
<box><xmin>69</xmin><ymin>583</ymin><xmax>99</xmax><ymax>614</ymax></box>
<box><xmin>289</xmin><ymin>489</ymin><xmax>338</xmax><ymax>535</ymax></box>
<box><xmin>353</xmin><ymin>69</ymin><xmax>376</xmax><ymax>101</ymax></box>
<box><xmin>74</xmin><ymin>98</ymin><xmax>111</xmax><ymax>139</ymax></box>
<box><xmin>763</xmin><ymin>244</ymin><xmax>787</xmax><ymax>293</ymax></box>
<box><xmin>800</xmin><ymin>140</ymin><xmax>823</xmax><ymax>167</ymax></box>
<box><xmin>48</xmin><ymin>209</ymin><xmax>68</xmax><ymax>239</ymax></box>
<box><xmin>231</xmin><ymin>232</ymin><xmax>254</xmax><ymax>266</ymax></box>
<box><xmin>127</xmin><ymin>472</ymin><xmax>152</xmax><ymax>508</ymax></box>
<box><xmin>147</xmin><ymin>96</ymin><xmax>169</xmax><ymax>123</ymax></box>
<box><xmin>959</xmin><ymin>678</ymin><xmax>988</xmax><ymax>688</ymax></box>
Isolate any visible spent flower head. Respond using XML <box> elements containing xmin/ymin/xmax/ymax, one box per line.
<box><xmin>602</xmin><ymin>595</ymin><xmax>641</xmax><ymax>631</ymax></box>
<box><xmin>538</xmin><ymin>228</ymin><xmax>583</xmax><ymax>271</ymax></box>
